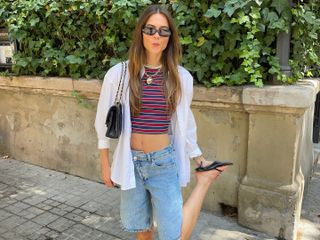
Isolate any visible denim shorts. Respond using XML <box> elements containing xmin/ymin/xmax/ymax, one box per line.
<box><xmin>120</xmin><ymin>144</ymin><xmax>182</xmax><ymax>240</ymax></box>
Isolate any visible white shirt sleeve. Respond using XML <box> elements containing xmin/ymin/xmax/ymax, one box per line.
<box><xmin>94</xmin><ymin>70</ymin><xmax>116</xmax><ymax>149</ymax></box>
<box><xmin>184</xmin><ymin>71</ymin><xmax>202</xmax><ymax>158</ymax></box>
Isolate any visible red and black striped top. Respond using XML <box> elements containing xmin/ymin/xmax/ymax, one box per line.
<box><xmin>131</xmin><ymin>67</ymin><xmax>170</xmax><ymax>134</ymax></box>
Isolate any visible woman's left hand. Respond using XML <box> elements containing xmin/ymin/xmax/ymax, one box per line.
<box><xmin>194</xmin><ymin>155</ymin><xmax>212</xmax><ymax>168</ymax></box>
<box><xmin>194</xmin><ymin>155</ymin><xmax>229</xmax><ymax>176</ymax></box>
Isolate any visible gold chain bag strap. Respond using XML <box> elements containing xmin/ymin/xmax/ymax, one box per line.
<box><xmin>105</xmin><ymin>62</ymin><xmax>127</xmax><ymax>139</ymax></box>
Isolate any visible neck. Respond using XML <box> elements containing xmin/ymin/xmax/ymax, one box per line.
<box><xmin>146</xmin><ymin>53</ymin><xmax>162</xmax><ymax>67</ymax></box>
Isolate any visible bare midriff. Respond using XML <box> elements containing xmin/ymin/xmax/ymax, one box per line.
<box><xmin>131</xmin><ymin>133</ymin><xmax>170</xmax><ymax>153</ymax></box>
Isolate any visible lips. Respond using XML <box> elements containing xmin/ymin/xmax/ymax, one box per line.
<box><xmin>152</xmin><ymin>43</ymin><xmax>160</xmax><ymax>47</ymax></box>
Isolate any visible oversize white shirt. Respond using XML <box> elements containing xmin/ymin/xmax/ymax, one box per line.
<box><xmin>95</xmin><ymin>62</ymin><xmax>202</xmax><ymax>190</ymax></box>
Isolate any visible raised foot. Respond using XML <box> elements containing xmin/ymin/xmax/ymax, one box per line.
<box><xmin>195</xmin><ymin>166</ymin><xmax>229</xmax><ymax>185</ymax></box>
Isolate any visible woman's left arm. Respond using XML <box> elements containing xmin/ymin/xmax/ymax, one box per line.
<box><xmin>184</xmin><ymin>73</ymin><xmax>202</xmax><ymax>159</ymax></box>
<box><xmin>184</xmin><ymin>72</ymin><xmax>212</xmax><ymax>166</ymax></box>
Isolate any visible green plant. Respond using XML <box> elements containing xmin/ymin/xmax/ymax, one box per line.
<box><xmin>0</xmin><ymin>0</ymin><xmax>319</xmax><ymax>86</ymax></box>
<box><xmin>291</xmin><ymin>0</ymin><xmax>320</xmax><ymax>78</ymax></box>
<box><xmin>174</xmin><ymin>0</ymin><xmax>294</xmax><ymax>87</ymax></box>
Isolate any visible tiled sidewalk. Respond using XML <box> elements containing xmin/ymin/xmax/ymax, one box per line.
<box><xmin>1</xmin><ymin>156</ymin><xmax>317</xmax><ymax>240</ymax></box>
<box><xmin>0</xmin><ymin>158</ymin><xmax>132</xmax><ymax>240</ymax></box>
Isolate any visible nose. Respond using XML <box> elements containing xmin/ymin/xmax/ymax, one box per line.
<box><xmin>153</xmin><ymin>31</ymin><xmax>160</xmax><ymax>38</ymax></box>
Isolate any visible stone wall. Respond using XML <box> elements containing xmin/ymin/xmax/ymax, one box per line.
<box><xmin>0</xmin><ymin>76</ymin><xmax>319</xmax><ymax>240</ymax></box>
<box><xmin>0</xmin><ymin>77</ymin><xmax>102</xmax><ymax>181</ymax></box>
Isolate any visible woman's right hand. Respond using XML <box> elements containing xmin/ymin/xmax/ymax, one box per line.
<box><xmin>102</xmin><ymin>164</ymin><xmax>114</xmax><ymax>187</ymax></box>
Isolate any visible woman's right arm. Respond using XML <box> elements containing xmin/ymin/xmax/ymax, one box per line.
<box><xmin>95</xmin><ymin>68</ymin><xmax>117</xmax><ymax>187</ymax></box>
<box><xmin>99</xmin><ymin>148</ymin><xmax>114</xmax><ymax>187</ymax></box>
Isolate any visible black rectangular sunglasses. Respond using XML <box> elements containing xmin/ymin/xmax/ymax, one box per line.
<box><xmin>142</xmin><ymin>26</ymin><xmax>171</xmax><ymax>37</ymax></box>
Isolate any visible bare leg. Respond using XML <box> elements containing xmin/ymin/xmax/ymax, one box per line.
<box><xmin>136</xmin><ymin>229</ymin><xmax>154</xmax><ymax>240</ymax></box>
<box><xmin>180</xmin><ymin>166</ymin><xmax>228</xmax><ymax>240</ymax></box>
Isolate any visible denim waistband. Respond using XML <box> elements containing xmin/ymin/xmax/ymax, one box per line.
<box><xmin>131</xmin><ymin>144</ymin><xmax>174</xmax><ymax>161</ymax></box>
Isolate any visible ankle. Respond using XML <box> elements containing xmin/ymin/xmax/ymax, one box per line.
<box><xmin>136</xmin><ymin>229</ymin><xmax>154</xmax><ymax>240</ymax></box>
<box><xmin>195</xmin><ymin>178</ymin><xmax>212</xmax><ymax>187</ymax></box>
<box><xmin>195</xmin><ymin>172</ymin><xmax>219</xmax><ymax>185</ymax></box>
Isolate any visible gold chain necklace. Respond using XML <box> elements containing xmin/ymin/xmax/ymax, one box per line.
<box><xmin>144</xmin><ymin>66</ymin><xmax>162</xmax><ymax>85</ymax></box>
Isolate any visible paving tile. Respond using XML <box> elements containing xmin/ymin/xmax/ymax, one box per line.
<box><xmin>81</xmin><ymin>213</ymin><xmax>129</xmax><ymax>238</ymax></box>
<box><xmin>4</xmin><ymin>202</ymin><xmax>30</xmax><ymax>214</ymax></box>
<box><xmin>50</xmin><ymin>195</ymin><xmax>67</xmax><ymax>203</ymax></box>
<box><xmin>65</xmin><ymin>197</ymin><xmax>89</xmax><ymax>208</ymax></box>
<box><xmin>43</xmin><ymin>199</ymin><xmax>62</xmax><ymax>207</ymax></box>
<box><xmin>22</xmin><ymin>195</ymin><xmax>47</xmax><ymax>206</ymax></box>
<box><xmin>71</xmin><ymin>208</ymin><xmax>82</xmax><ymax>214</ymax></box>
<box><xmin>79</xmin><ymin>210</ymin><xmax>91</xmax><ymax>218</ymax></box>
<box><xmin>58</xmin><ymin>203</ymin><xmax>75</xmax><ymax>212</ymax></box>
<box><xmin>32</xmin><ymin>212</ymin><xmax>60</xmax><ymax>226</ymax></box>
<box><xmin>64</xmin><ymin>212</ymin><xmax>84</xmax><ymax>222</ymax></box>
<box><xmin>0</xmin><ymin>215</ymin><xmax>27</xmax><ymax>230</ymax></box>
<box><xmin>48</xmin><ymin>207</ymin><xmax>68</xmax><ymax>216</ymax></box>
<box><xmin>0</xmin><ymin>197</ymin><xmax>17</xmax><ymax>208</ymax></box>
<box><xmin>14</xmin><ymin>220</ymin><xmax>43</xmax><ymax>237</ymax></box>
<box><xmin>19</xmin><ymin>206</ymin><xmax>44</xmax><ymax>220</ymax></box>
<box><xmin>0</xmin><ymin>209</ymin><xmax>13</xmax><ymax>221</ymax></box>
<box><xmin>35</xmin><ymin>202</ymin><xmax>53</xmax><ymax>211</ymax></box>
<box><xmin>9</xmin><ymin>191</ymin><xmax>32</xmax><ymax>201</ymax></box>
<box><xmin>1</xmin><ymin>186</ymin><xmax>18</xmax><ymax>198</ymax></box>
<box><xmin>0</xmin><ymin>228</ymin><xmax>7</xmax><ymax>235</ymax></box>
<box><xmin>44</xmin><ymin>229</ymin><xmax>60</xmax><ymax>239</ymax></box>
<box><xmin>79</xmin><ymin>201</ymin><xmax>103</xmax><ymax>213</ymax></box>
<box><xmin>47</xmin><ymin>217</ymin><xmax>75</xmax><ymax>232</ymax></box>
<box><xmin>0</xmin><ymin>182</ymin><xmax>8</xmax><ymax>190</ymax></box>
<box><xmin>56</xmin><ymin>223</ymin><xmax>124</xmax><ymax>240</ymax></box>
<box><xmin>26</xmin><ymin>232</ymin><xmax>45</xmax><ymax>240</ymax></box>
<box><xmin>1</xmin><ymin>231</ymin><xmax>26</xmax><ymax>240</ymax></box>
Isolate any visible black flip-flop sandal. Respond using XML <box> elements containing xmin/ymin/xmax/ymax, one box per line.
<box><xmin>195</xmin><ymin>161</ymin><xmax>233</xmax><ymax>172</ymax></box>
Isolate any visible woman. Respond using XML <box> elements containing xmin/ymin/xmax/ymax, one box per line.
<box><xmin>95</xmin><ymin>4</ymin><xmax>230</xmax><ymax>240</ymax></box>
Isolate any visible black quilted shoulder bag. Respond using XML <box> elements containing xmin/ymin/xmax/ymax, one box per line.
<box><xmin>105</xmin><ymin>62</ymin><xmax>127</xmax><ymax>139</ymax></box>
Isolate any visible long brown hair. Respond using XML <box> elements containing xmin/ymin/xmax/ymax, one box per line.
<box><xmin>128</xmin><ymin>5</ymin><xmax>182</xmax><ymax>116</ymax></box>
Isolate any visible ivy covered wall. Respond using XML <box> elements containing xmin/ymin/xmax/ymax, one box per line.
<box><xmin>0</xmin><ymin>0</ymin><xmax>319</xmax><ymax>86</ymax></box>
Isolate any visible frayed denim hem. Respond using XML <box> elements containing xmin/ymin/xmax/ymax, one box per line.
<box><xmin>121</xmin><ymin>224</ymin><xmax>153</xmax><ymax>233</ymax></box>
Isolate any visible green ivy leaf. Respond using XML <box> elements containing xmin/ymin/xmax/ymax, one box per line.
<box><xmin>66</xmin><ymin>55</ymin><xmax>83</xmax><ymax>64</ymax></box>
<box><xmin>271</xmin><ymin>0</ymin><xmax>289</xmax><ymax>15</ymax></box>
<box><xmin>302</xmin><ymin>11</ymin><xmax>316</xmax><ymax>25</ymax></box>
<box><xmin>204</xmin><ymin>7</ymin><xmax>221</xmax><ymax>18</ymax></box>
<box><xmin>180</xmin><ymin>36</ymin><xmax>193</xmax><ymax>45</ymax></box>
<box><xmin>224</xmin><ymin>5</ymin><xmax>237</xmax><ymax>17</ymax></box>
<box><xmin>16</xmin><ymin>59</ymin><xmax>29</xmax><ymax>67</ymax></box>
<box><xmin>196</xmin><ymin>36</ymin><xmax>206</xmax><ymax>47</ymax></box>
<box><xmin>238</xmin><ymin>12</ymin><xmax>250</xmax><ymax>24</ymax></box>
<box><xmin>211</xmin><ymin>76</ymin><xmax>224</xmax><ymax>86</ymax></box>
<box><xmin>255</xmin><ymin>0</ymin><xmax>263</xmax><ymax>6</ymax></box>
<box><xmin>29</xmin><ymin>17</ymin><xmax>40</xmax><ymax>27</ymax></box>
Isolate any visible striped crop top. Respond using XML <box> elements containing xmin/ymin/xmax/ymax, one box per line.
<box><xmin>131</xmin><ymin>66</ymin><xmax>170</xmax><ymax>134</ymax></box>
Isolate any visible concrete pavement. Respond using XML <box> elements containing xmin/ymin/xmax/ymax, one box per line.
<box><xmin>0</xmin><ymin>155</ymin><xmax>319</xmax><ymax>240</ymax></box>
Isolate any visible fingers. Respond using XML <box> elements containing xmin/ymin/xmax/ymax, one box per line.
<box><xmin>103</xmin><ymin>178</ymin><xmax>115</xmax><ymax>188</ymax></box>
<box><xmin>195</xmin><ymin>158</ymin><xmax>203</xmax><ymax>166</ymax></box>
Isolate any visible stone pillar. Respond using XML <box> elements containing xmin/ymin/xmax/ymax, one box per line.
<box><xmin>238</xmin><ymin>84</ymin><xmax>316</xmax><ymax>240</ymax></box>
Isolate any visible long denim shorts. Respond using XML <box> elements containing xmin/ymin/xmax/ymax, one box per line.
<box><xmin>120</xmin><ymin>144</ymin><xmax>182</xmax><ymax>240</ymax></box>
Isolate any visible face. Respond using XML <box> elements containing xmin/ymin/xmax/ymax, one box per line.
<box><xmin>142</xmin><ymin>13</ymin><xmax>170</xmax><ymax>60</ymax></box>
